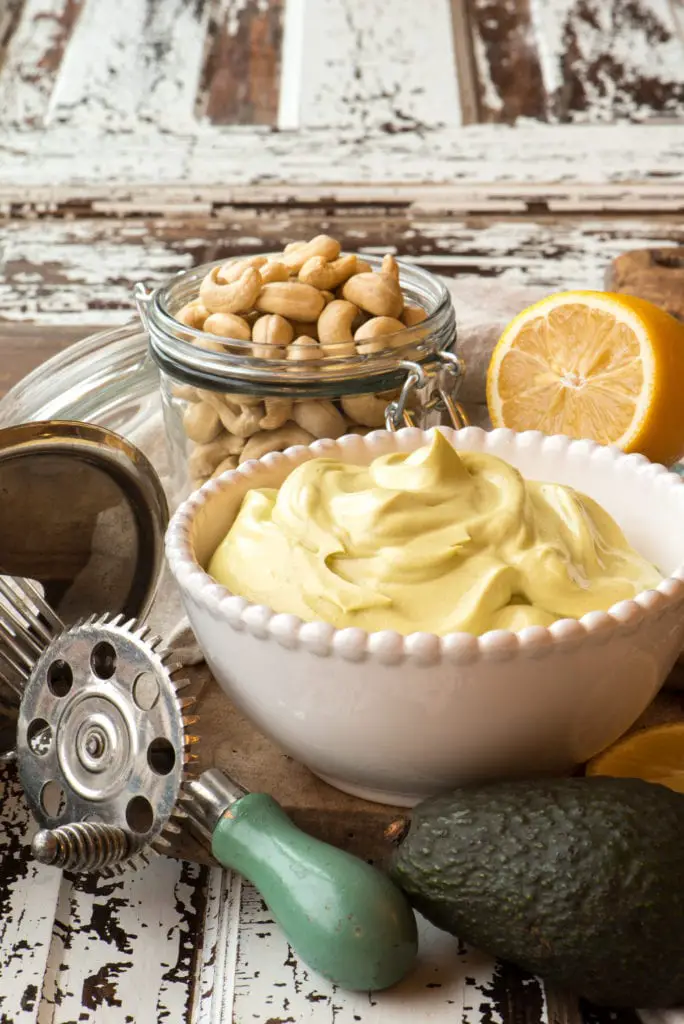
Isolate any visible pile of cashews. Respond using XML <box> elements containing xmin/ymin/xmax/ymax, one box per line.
<box><xmin>171</xmin><ymin>235</ymin><xmax>428</xmax><ymax>488</ymax></box>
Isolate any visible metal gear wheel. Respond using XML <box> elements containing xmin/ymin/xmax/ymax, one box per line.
<box><xmin>17</xmin><ymin>613</ymin><xmax>199</xmax><ymax>873</ymax></box>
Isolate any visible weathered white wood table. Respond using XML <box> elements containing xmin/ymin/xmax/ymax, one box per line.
<box><xmin>2</xmin><ymin>1</ymin><xmax>684</xmax><ymax>1020</ymax></box>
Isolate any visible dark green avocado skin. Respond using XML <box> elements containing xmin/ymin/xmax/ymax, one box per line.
<box><xmin>388</xmin><ymin>777</ymin><xmax>684</xmax><ymax>1008</ymax></box>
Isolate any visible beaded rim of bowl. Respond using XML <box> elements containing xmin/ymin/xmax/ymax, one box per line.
<box><xmin>165</xmin><ymin>426</ymin><xmax>684</xmax><ymax>666</ymax></box>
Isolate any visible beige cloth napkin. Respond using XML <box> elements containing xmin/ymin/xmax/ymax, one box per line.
<box><xmin>443</xmin><ymin>275</ymin><xmax>548</xmax><ymax>407</ymax></box>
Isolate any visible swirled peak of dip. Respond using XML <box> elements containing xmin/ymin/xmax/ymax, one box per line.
<box><xmin>208</xmin><ymin>431</ymin><xmax>662</xmax><ymax>636</ymax></box>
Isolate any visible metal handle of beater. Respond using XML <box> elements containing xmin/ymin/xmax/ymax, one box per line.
<box><xmin>183</xmin><ymin>770</ymin><xmax>418</xmax><ymax>993</ymax></box>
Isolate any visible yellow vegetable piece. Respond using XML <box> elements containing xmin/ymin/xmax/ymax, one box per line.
<box><xmin>587</xmin><ymin>724</ymin><xmax>684</xmax><ymax>794</ymax></box>
<box><xmin>486</xmin><ymin>290</ymin><xmax>684</xmax><ymax>466</ymax></box>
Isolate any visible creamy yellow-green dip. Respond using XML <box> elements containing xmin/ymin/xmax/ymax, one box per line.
<box><xmin>208</xmin><ymin>431</ymin><xmax>662</xmax><ymax>636</ymax></box>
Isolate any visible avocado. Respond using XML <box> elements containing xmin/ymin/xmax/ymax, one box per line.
<box><xmin>387</xmin><ymin>777</ymin><xmax>684</xmax><ymax>1007</ymax></box>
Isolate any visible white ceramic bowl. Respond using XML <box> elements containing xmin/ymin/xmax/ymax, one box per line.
<box><xmin>166</xmin><ymin>427</ymin><xmax>684</xmax><ymax>806</ymax></box>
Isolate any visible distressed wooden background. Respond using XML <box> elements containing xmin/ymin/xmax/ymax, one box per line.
<box><xmin>1</xmin><ymin>0</ymin><xmax>684</xmax><ymax>1021</ymax></box>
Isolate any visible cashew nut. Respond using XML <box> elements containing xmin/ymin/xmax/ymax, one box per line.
<box><xmin>203</xmin><ymin>312</ymin><xmax>252</xmax><ymax>341</ymax></box>
<box><xmin>293</xmin><ymin>400</ymin><xmax>346</xmax><ymax>439</ymax></box>
<box><xmin>217</xmin><ymin>255</ymin><xmax>267</xmax><ymax>284</ymax></box>
<box><xmin>188</xmin><ymin>432</ymin><xmax>245</xmax><ymax>478</ymax></box>
<box><xmin>317</xmin><ymin>300</ymin><xmax>359</xmax><ymax>356</ymax></box>
<box><xmin>220</xmin><ymin>401</ymin><xmax>264</xmax><ymax>437</ymax></box>
<box><xmin>281</xmin><ymin>235</ymin><xmax>341</xmax><ymax>272</ymax></box>
<box><xmin>199</xmin><ymin>266</ymin><xmax>262</xmax><ymax>314</ymax></box>
<box><xmin>183</xmin><ymin>401</ymin><xmax>223</xmax><ymax>444</ymax></box>
<box><xmin>210</xmin><ymin>455</ymin><xmax>239</xmax><ymax>479</ymax></box>
<box><xmin>202</xmin><ymin>392</ymin><xmax>264</xmax><ymax>436</ymax></box>
<box><xmin>287</xmin><ymin>337</ymin><xmax>322</xmax><ymax>361</ymax></box>
<box><xmin>354</xmin><ymin>315</ymin><xmax>406</xmax><ymax>355</ymax></box>
<box><xmin>239</xmin><ymin>423</ymin><xmax>315</xmax><ymax>463</ymax></box>
<box><xmin>176</xmin><ymin>300</ymin><xmax>210</xmax><ymax>330</ymax></box>
<box><xmin>255</xmin><ymin>281</ymin><xmax>325</xmax><ymax>322</ymax></box>
<box><xmin>341</xmin><ymin>393</ymin><xmax>388</xmax><ymax>428</ymax></box>
<box><xmin>342</xmin><ymin>272</ymin><xmax>404</xmax><ymax>319</ymax></box>
<box><xmin>171</xmin><ymin>383</ymin><xmax>200</xmax><ymax>401</ymax></box>
<box><xmin>260</xmin><ymin>398</ymin><xmax>293</xmax><ymax>430</ymax></box>
<box><xmin>401</xmin><ymin>303</ymin><xmax>428</xmax><ymax>327</ymax></box>
<box><xmin>259</xmin><ymin>260</ymin><xmax>290</xmax><ymax>284</ymax></box>
<box><xmin>252</xmin><ymin>314</ymin><xmax>293</xmax><ymax>348</ymax></box>
<box><xmin>353</xmin><ymin>259</ymin><xmax>373</xmax><ymax>275</ymax></box>
<box><xmin>381</xmin><ymin>254</ymin><xmax>400</xmax><ymax>281</ymax></box>
<box><xmin>321</xmin><ymin>290</ymin><xmax>335</xmax><ymax>305</ymax></box>
<box><xmin>298</xmin><ymin>254</ymin><xmax>358</xmax><ymax>291</ymax></box>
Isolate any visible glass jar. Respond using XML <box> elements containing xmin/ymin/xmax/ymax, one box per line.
<box><xmin>135</xmin><ymin>254</ymin><xmax>467</xmax><ymax>498</ymax></box>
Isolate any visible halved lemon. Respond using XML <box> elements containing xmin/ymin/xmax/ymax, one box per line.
<box><xmin>486</xmin><ymin>291</ymin><xmax>684</xmax><ymax>466</ymax></box>
<box><xmin>586</xmin><ymin>723</ymin><xmax>684</xmax><ymax>793</ymax></box>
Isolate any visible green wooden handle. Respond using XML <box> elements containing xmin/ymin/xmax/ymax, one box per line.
<box><xmin>211</xmin><ymin>792</ymin><xmax>418</xmax><ymax>991</ymax></box>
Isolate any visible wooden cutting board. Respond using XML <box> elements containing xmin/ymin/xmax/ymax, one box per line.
<box><xmin>167</xmin><ymin>249</ymin><xmax>684</xmax><ymax>869</ymax></box>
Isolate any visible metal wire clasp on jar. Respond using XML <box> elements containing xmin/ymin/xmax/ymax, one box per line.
<box><xmin>135</xmin><ymin>254</ymin><xmax>468</xmax><ymax>497</ymax></box>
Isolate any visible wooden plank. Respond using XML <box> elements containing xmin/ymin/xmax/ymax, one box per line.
<box><xmin>0</xmin><ymin>0</ymin><xmax>84</xmax><ymax>129</ymax></box>
<box><xmin>192</xmin><ymin>868</ymin><xmax>241</xmax><ymax>1023</ymax></box>
<box><xmin>0</xmin><ymin>765</ymin><xmax>63</xmax><ymax>1024</ymax></box>
<box><xmin>199</xmin><ymin>0</ymin><xmax>283</xmax><ymax>126</ymax></box>
<box><xmin>45</xmin><ymin>0</ymin><xmax>210</xmax><ymax>132</ymax></box>
<box><xmin>0</xmin><ymin>215</ymin><xmax>198</xmax><ymax>324</ymax></box>
<box><xmin>5</xmin><ymin>180</ymin><xmax>684</xmax><ymax>216</ymax></box>
<box><xmin>0</xmin><ymin>0</ymin><xmax>25</xmax><ymax>68</ymax></box>
<box><xmin>2</xmin><ymin>123</ymin><xmax>684</xmax><ymax>190</ymax></box>
<box><xmin>279</xmin><ymin>0</ymin><xmax>461</xmax><ymax>130</ymax></box>
<box><xmin>466</xmin><ymin>0</ymin><xmax>684</xmax><ymax>124</ymax></box>
<box><xmin>219</xmin><ymin>881</ymin><xmax>577</xmax><ymax>1024</ymax></box>
<box><xmin>449</xmin><ymin>0</ymin><xmax>481</xmax><ymax>124</ymax></box>
<box><xmin>466</xmin><ymin>0</ymin><xmax>547</xmax><ymax>122</ymax></box>
<box><xmin>3</xmin><ymin>212</ymin><xmax>684</xmax><ymax>326</ymax></box>
<box><xmin>528</xmin><ymin>0</ymin><xmax>684</xmax><ymax>123</ymax></box>
<box><xmin>37</xmin><ymin>857</ymin><xmax>207</xmax><ymax>1023</ymax></box>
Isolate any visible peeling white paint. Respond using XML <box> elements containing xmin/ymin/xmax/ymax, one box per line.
<box><xmin>288</xmin><ymin>0</ymin><xmax>462</xmax><ymax>130</ymax></box>
<box><xmin>47</xmin><ymin>0</ymin><xmax>211</xmax><ymax>131</ymax></box>
<box><xmin>471</xmin><ymin>24</ymin><xmax>504</xmax><ymax>115</ymax></box>
<box><xmin>36</xmin><ymin>858</ymin><xmax>205</xmax><ymax>1023</ymax></box>
<box><xmin>0</xmin><ymin>0</ymin><xmax>75</xmax><ymax>128</ymax></box>
<box><xmin>2</xmin><ymin>122</ymin><xmax>684</xmax><ymax>191</ymax></box>
<box><xmin>529</xmin><ymin>0</ymin><xmax>684</xmax><ymax>122</ymax></box>
<box><xmin>0</xmin><ymin>768</ymin><xmax>63</xmax><ymax>1024</ymax></box>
